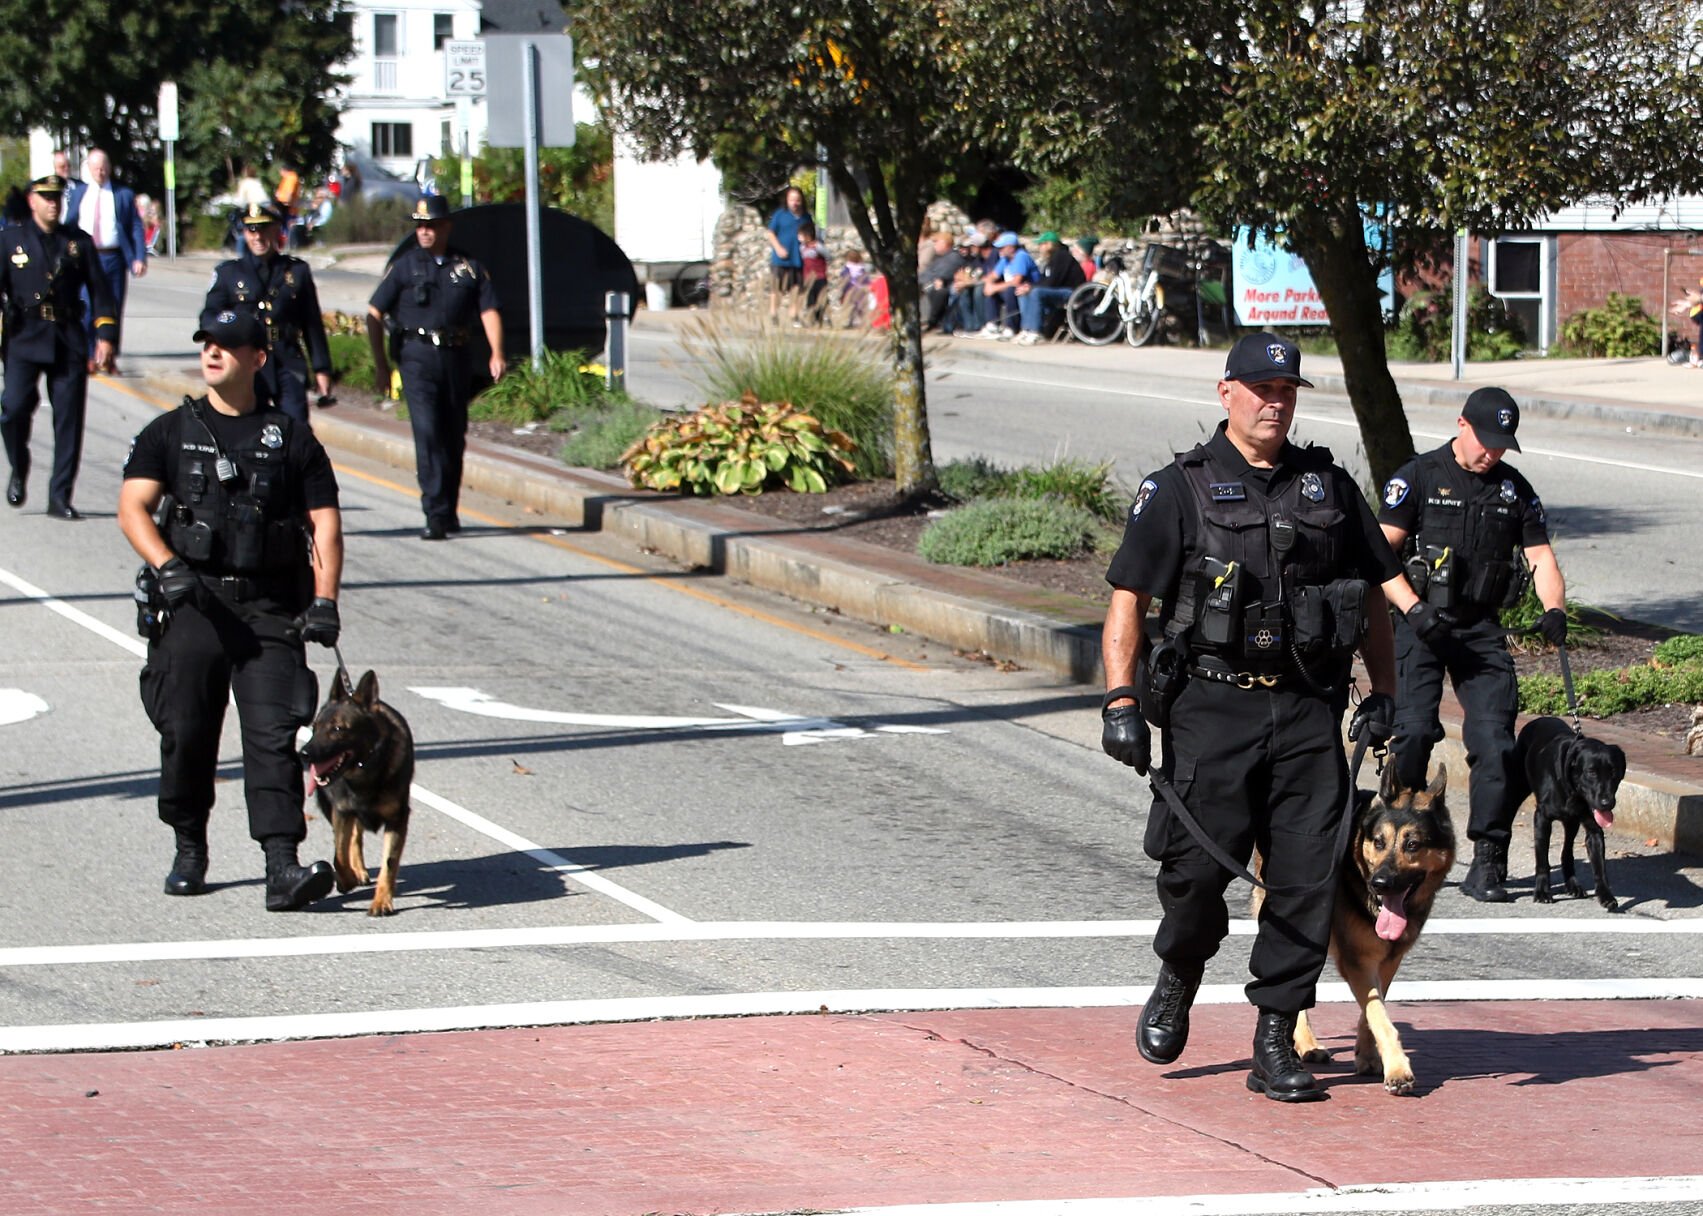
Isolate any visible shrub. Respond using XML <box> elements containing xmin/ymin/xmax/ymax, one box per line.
<box><xmin>680</xmin><ymin>314</ymin><xmax>894</xmax><ymax>478</ymax></box>
<box><xmin>328</xmin><ymin>333</ymin><xmax>377</xmax><ymax>395</ymax></box>
<box><xmin>184</xmin><ymin>212</ymin><xmax>231</xmax><ymax>252</ymax></box>
<box><xmin>318</xmin><ymin>196</ymin><xmax>415</xmax><ymax>245</ymax></box>
<box><xmin>1558</xmin><ymin>293</ymin><xmax>1661</xmax><ymax>358</ymax></box>
<box><xmin>1654</xmin><ymin>634</ymin><xmax>1703</xmax><ymax>665</ymax></box>
<box><xmin>1500</xmin><ymin>584</ymin><xmax>1602</xmax><ymax>650</ymax></box>
<box><xmin>621</xmin><ymin>393</ymin><xmax>857</xmax><ymax>495</ymax></box>
<box><xmin>1520</xmin><ymin>657</ymin><xmax>1703</xmax><ymax>717</ymax></box>
<box><xmin>1388</xmin><ymin>284</ymin><xmax>1526</xmax><ymax>362</ymax></box>
<box><xmin>938</xmin><ymin>456</ymin><xmax>1016</xmax><ymax>503</ymax></box>
<box><xmin>470</xmin><ymin>349</ymin><xmax>607</xmax><ymax>426</ymax></box>
<box><xmin>917</xmin><ymin>498</ymin><xmax>1102</xmax><ymax>566</ymax></box>
<box><xmin>558</xmin><ymin>398</ymin><xmax>664</xmax><ymax>469</ymax></box>
<box><xmin>1009</xmin><ymin>458</ymin><xmax>1122</xmax><ymax>522</ymax></box>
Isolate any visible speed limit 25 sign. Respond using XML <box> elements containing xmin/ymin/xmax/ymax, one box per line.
<box><xmin>445</xmin><ymin>40</ymin><xmax>486</xmax><ymax>96</ymax></box>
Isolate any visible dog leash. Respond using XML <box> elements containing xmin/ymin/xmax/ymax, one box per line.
<box><xmin>331</xmin><ymin>643</ymin><xmax>355</xmax><ymax>697</ymax></box>
<box><xmin>1556</xmin><ymin>641</ymin><xmax>1584</xmax><ymax>737</ymax></box>
<box><xmin>1146</xmin><ymin>730</ymin><xmax>1371</xmax><ymax>897</ymax></box>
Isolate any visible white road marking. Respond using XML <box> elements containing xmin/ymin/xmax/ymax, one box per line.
<box><xmin>0</xmin><ymin>562</ymin><xmax>690</xmax><ymax>926</ymax></box>
<box><xmin>0</xmin><ymin>688</ymin><xmax>50</xmax><ymax>726</ymax></box>
<box><xmin>837</xmin><ymin>1175</ymin><xmax>1703</xmax><ymax>1215</ymax></box>
<box><xmin>5</xmin><ymin>915</ymin><xmax>1701</xmax><ymax>968</ymax></box>
<box><xmin>4</xmin><ymin>979</ymin><xmax>1700</xmax><ymax>1053</ymax></box>
<box><xmin>408</xmin><ymin>686</ymin><xmax>948</xmax><ymax>747</ymax></box>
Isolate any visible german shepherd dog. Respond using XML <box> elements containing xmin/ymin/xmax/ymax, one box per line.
<box><xmin>1513</xmin><ymin>715</ymin><xmax>1628</xmax><ymax>913</ymax></box>
<box><xmin>1291</xmin><ymin>765</ymin><xmax>1455</xmax><ymax>1095</ymax></box>
<box><xmin>301</xmin><ymin>671</ymin><xmax>415</xmax><ymax>916</ymax></box>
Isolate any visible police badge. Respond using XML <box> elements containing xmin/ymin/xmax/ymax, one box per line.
<box><xmin>1499</xmin><ymin>479</ymin><xmax>1517</xmax><ymax>503</ymax></box>
<box><xmin>260</xmin><ymin>423</ymin><xmax>284</xmax><ymax>450</ymax></box>
<box><xmin>1300</xmin><ymin>471</ymin><xmax>1325</xmax><ymax>502</ymax></box>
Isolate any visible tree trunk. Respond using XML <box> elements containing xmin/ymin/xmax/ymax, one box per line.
<box><xmin>1290</xmin><ymin>208</ymin><xmax>1416</xmax><ymax>490</ymax></box>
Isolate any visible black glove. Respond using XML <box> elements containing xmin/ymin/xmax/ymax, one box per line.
<box><xmin>155</xmin><ymin>557</ymin><xmax>200</xmax><ymax>609</ymax></box>
<box><xmin>295</xmin><ymin>597</ymin><xmax>341</xmax><ymax>647</ymax></box>
<box><xmin>1348</xmin><ymin>692</ymin><xmax>1395</xmax><ymax>746</ymax></box>
<box><xmin>1406</xmin><ymin>601</ymin><xmax>1454</xmax><ymax>644</ymax></box>
<box><xmin>1537</xmin><ymin>608</ymin><xmax>1568</xmax><ymax>646</ymax></box>
<box><xmin>1101</xmin><ymin>702</ymin><xmax>1152</xmax><ymax>775</ymax></box>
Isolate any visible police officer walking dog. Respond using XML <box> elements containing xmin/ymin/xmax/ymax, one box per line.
<box><xmin>202</xmin><ymin>202</ymin><xmax>333</xmax><ymax>425</ymax></box>
<box><xmin>1101</xmin><ymin>333</ymin><xmax>1405</xmax><ymax>1102</ymax></box>
<box><xmin>0</xmin><ymin>174</ymin><xmax>117</xmax><ymax>519</ymax></box>
<box><xmin>118</xmin><ymin>310</ymin><xmax>344</xmax><ymax>911</ymax></box>
<box><xmin>1378</xmin><ymin>387</ymin><xmax>1568</xmax><ymax>902</ymax></box>
<box><xmin>366</xmin><ymin>195</ymin><xmax>504</xmax><ymax>540</ymax></box>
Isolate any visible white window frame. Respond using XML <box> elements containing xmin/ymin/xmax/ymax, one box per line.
<box><xmin>1486</xmin><ymin>235</ymin><xmax>1556</xmax><ymax>355</ymax></box>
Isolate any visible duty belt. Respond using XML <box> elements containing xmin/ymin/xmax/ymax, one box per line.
<box><xmin>198</xmin><ymin>573</ymin><xmax>289</xmax><ymax>603</ymax></box>
<box><xmin>402</xmin><ymin>326</ymin><xmax>468</xmax><ymax>347</ymax></box>
<box><xmin>25</xmin><ymin>302</ymin><xmax>63</xmax><ymax>322</ymax></box>
<box><xmin>1188</xmin><ymin>662</ymin><xmax>1286</xmax><ymax>689</ymax></box>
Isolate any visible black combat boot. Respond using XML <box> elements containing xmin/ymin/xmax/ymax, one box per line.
<box><xmin>1138</xmin><ymin>962</ymin><xmax>1203</xmax><ymax>1065</ymax></box>
<box><xmin>163</xmin><ymin>827</ymin><xmax>209</xmax><ymax>896</ymax></box>
<box><xmin>1247</xmin><ymin>1008</ymin><xmax>1324</xmax><ymax>1102</ymax></box>
<box><xmin>1459</xmin><ymin>838</ymin><xmax>1509</xmax><ymax>903</ymax></box>
<box><xmin>261</xmin><ymin>837</ymin><xmax>335</xmax><ymax>912</ymax></box>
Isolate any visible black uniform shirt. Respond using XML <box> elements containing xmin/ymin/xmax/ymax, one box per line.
<box><xmin>368</xmin><ymin>244</ymin><xmax>499</xmax><ymax>334</ymax></box>
<box><xmin>0</xmin><ymin>220</ymin><xmax>118</xmax><ymax>360</ymax></box>
<box><xmin>1106</xmin><ymin>423</ymin><xmax>1400</xmax><ymax>603</ymax></box>
<box><xmin>204</xmin><ymin>249</ymin><xmax>332</xmax><ymax>374</ymax></box>
<box><xmin>1378</xmin><ymin>442</ymin><xmax>1550</xmax><ymax>548</ymax></box>
<box><xmin>124</xmin><ymin>402</ymin><xmax>340</xmax><ymax>513</ymax></box>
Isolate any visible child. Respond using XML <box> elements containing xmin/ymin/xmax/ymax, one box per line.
<box><xmin>799</xmin><ymin>224</ymin><xmax>829</xmax><ymax>326</ymax></box>
<box><xmin>839</xmin><ymin>248</ymin><xmax>871</xmax><ymax>326</ymax></box>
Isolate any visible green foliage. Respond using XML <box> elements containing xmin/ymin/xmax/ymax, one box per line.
<box><xmin>1500</xmin><ymin>584</ymin><xmax>1602</xmax><ymax>649</ymax></box>
<box><xmin>557</xmin><ymin>399</ymin><xmax>665</xmax><ymax>469</ymax></box>
<box><xmin>1519</xmin><ymin>656</ymin><xmax>1703</xmax><ymax>718</ymax></box>
<box><xmin>681</xmin><ymin>315</ymin><xmax>894</xmax><ymax>478</ymax></box>
<box><xmin>1387</xmin><ymin>284</ymin><xmax>1527</xmax><ymax>362</ymax></box>
<box><xmin>918</xmin><ymin>498</ymin><xmax>1103</xmax><ymax>566</ymax></box>
<box><xmin>1017</xmin><ymin>176</ymin><xmax>1121</xmax><ymax>239</ymax></box>
<box><xmin>1558</xmin><ymin>293</ymin><xmax>1662</xmax><ymax>358</ymax></box>
<box><xmin>938</xmin><ymin>457</ymin><xmax>1016</xmax><ymax>503</ymax></box>
<box><xmin>937</xmin><ymin>455</ymin><xmax>1122</xmax><ymax>522</ymax></box>
<box><xmin>1654</xmin><ymin>635</ymin><xmax>1703</xmax><ymax>665</ymax></box>
<box><xmin>327</xmin><ymin>334</ymin><xmax>376</xmax><ymax>395</ymax></box>
<box><xmin>317</xmin><ymin>196</ymin><xmax>416</xmax><ymax>246</ymax></box>
<box><xmin>622</xmin><ymin>394</ymin><xmax>858</xmax><ymax>496</ymax></box>
<box><xmin>432</xmin><ymin>125</ymin><xmax>615</xmax><ymax>232</ymax></box>
<box><xmin>182</xmin><ymin>212</ymin><xmax>231</xmax><ymax>252</ymax></box>
<box><xmin>469</xmin><ymin>350</ymin><xmax>609</xmax><ymax>426</ymax></box>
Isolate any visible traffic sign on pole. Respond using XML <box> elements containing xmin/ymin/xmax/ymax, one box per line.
<box><xmin>445</xmin><ymin>41</ymin><xmax>487</xmax><ymax>96</ymax></box>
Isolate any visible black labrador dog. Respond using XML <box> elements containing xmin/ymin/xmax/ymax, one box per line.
<box><xmin>1512</xmin><ymin>716</ymin><xmax>1628</xmax><ymax>912</ymax></box>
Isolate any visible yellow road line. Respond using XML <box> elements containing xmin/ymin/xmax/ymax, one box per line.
<box><xmin>102</xmin><ymin>377</ymin><xmax>926</xmax><ymax>669</ymax></box>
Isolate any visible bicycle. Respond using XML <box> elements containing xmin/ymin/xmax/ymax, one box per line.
<box><xmin>1065</xmin><ymin>239</ymin><xmax>1233</xmax><ymax>348</ymax></box>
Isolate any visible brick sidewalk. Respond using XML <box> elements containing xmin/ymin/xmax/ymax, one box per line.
<box><xmin>6</xmin><ymin>1000</ymin><xmax>1698</xmax><ymax>1215</ymax></box>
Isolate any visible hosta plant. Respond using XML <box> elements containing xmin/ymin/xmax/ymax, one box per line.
<box><xmin>621</xmin><ymin>392</ymin><xmax>857</xmax><ymax>495</ymax></box>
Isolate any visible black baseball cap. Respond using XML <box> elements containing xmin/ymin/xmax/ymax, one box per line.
<box><xmin>1223</xmin><ymin>331</ymin><xmax>1313</xmax><ymax>388</ymax></box>
<box><xmin>194</xmin><ymin>309</ymin><xmax>267</xmax><ymax>350</ymax></box>
<box><xmin>1462</xmin><ymin>386</ymin><xmax>1521</xmax><ymax>451</ymax></box>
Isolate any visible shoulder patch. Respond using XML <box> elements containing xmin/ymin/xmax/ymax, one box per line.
<box><xmin>1130</xmin><ymin>478</ymin><xmax>1159</xmax><ymax>521</ymax></box>
<box><xmin>1531</xmin><ymin>496</ymin><xmax>1546</xmax><ymax>526</ymax></box>
<box><xmin>1382</xmin><ymin>476</ymin><xmax>1409</xmax><ymax>508</ymax></box>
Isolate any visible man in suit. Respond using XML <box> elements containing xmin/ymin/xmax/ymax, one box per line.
<box><xmin>0</xmin><ymin>175</ymin><xmax>117</xmax><ymax>519</ymax></box>
<box><xmin>64</xmin><ymin>148</ymin><xmax>146</xmax><ymax>374</ymax></box>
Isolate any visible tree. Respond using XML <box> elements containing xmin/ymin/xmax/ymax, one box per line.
<box><xmin>0</xmin><ymin>2</ymin><xmax>350</xmax><ymax>203</ymax></box>
<box><xmin>568</xmin><ymin>1</ymin><xmax>1029</xmax><ymax>498</ymax></box>
<box><xmin>1029</xmin><ymin>0</ymin><xmax>1703</xmax><ymax>486</ymax></box>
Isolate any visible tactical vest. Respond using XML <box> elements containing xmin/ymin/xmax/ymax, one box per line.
<box><xmin>1163</xmin><ymin>441</ymin><xmax>1366</xmax><ymax>680</ymax></box>
<box><xmin>163</xmin><ymin>399</ymin><xmax>308</xmax><ymax>580</ymax></box>
<box><xmin>1406</xmin><ymin>445</ymin><xmax>1528</xmax><ymax>616</ymax></box>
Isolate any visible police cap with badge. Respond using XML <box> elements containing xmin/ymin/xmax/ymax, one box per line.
<box><xmin>1461</xmin><ymin>386</ymin><xmax>1521</xmax><ymax>451</ymax></box>
<box><xmin>1223</xmin><ymin>331</ymin><xmax>1314</xmax><ymax>388</ymax></box>
<box><xmin>410</xmin><ymin>195</ymin><xmax>451</xmax><ymax>223</ymax></box>
<box><xmin>194</xmin><ymin>309</ymin><xmax>268</xmax><ymax>350</ymax></box>
<box><xmin>28</xmin><ymin>173</ymin><xmax>67</xmax><ymax>197</ymax></box>
<box><xmin>239</xmin><ymin>201</ymin><xmax>282</xmax><ymax>228</ymax></box>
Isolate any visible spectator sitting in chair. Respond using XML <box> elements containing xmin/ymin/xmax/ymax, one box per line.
<box><xmin>1023</xmin><ymin>230</ymin><xmax>1087</xmax><ymax>340</ymax></box>
<box><xmin>1075</xmin><ymin>235</ymin><xmax>1101</xmax><ymax>281</ymax></box>
<box><xmin>919</xmin><ymin>232</ymin><xmax>968</xmax><ymax>333</ymax></box>
<box><xmin>977</xmin><ymin>231</ymin><xmax>1036</xmax><ymax>341</ymax></box>
<box><xmin>951</xmin><ymin>231</ymin><xmax>994</xmax><ymax>336</ymax></box>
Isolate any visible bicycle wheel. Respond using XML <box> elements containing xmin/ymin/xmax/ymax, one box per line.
<box><xmin>1066</xmin><ymin>281</ymin><xmax>1123</xmax><ymax>345</ymax></box>
<box><xmin>1126</xmin><ymin>290</ymin><xmax>1163</xmax><ymax>348</ymax></box>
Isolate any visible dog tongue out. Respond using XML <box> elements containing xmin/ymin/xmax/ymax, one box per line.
<box><xmin>1376</xmin><ymin>888</ymin><xmax>1409</xmax><ymax>941</ymax></box>
<box><xmin>1594</xmin><ymin>807</ymin><xmax>1615</xmax><ymax>830</ymax></box>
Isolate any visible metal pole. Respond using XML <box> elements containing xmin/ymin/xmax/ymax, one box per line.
<box><xmin>1663</xmin><ymin>248</ymin><xmax>1671</xmax><ymax>361</ymax></box>
<box><xmin>1451</xmin><ymin>230</ymin><xmax>1469</xmax><ymax>380</ymax></box>
<box><xmin>522</xmin><ymin>39</ymin><xmax>545</xmax><ymax>371</ymax></box>
<box><xmin>605</xmin><ymin>291</ymin><xmax>628</xmax><ymax>391</ymax></box>
<box><xmin>458</xmin><ymin>96</ymin><xmax>473</xmax><ymax>203</ymax></box>
<box><xmin>165</xmin><ymin>140</ymin><xmax>178</xmax><ymax>261</ymax></box>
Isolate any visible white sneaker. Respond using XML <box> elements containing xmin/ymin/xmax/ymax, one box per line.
<box><xmin>1014</xmin><ymin>330</ymin><xmax>1040</xmax><ymax>346</ymax></box>
<box><xmin>977</xmin><ymin>322</ymin><xmax>1003</xmax><ymax>339</ymax></box>
<box><xmin>994</xmin><ymin>327</ymin><xmax>1013</xmax><ymax>341</ymax></box>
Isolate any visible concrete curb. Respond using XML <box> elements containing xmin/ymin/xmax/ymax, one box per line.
<box><xmin>138</xmin><ymin>370</ymin><xmax>1702</xmax><ymax>853</ymax></box>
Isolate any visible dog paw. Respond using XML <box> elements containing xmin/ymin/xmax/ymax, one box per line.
<box><xmin>334</xmin><ymin>867</ymin><xmax>358</xmax><ymax>894</ymax></box>
<box><xmin>1563</xmin><ymin>879</ymin><xmax>1586</xmax><ymax>899</ymax></box>
<box><xmin>1354</xmin><ymin>1053</ymin><xmax>1380</xmax><ymax>1076</ymax></box>
<box><xmin>1383</xmin><ymin>1067</ymin><xmax>1415</xmax><ymax>1096</ymax></box>
<box><xmin>366</xmin><ymin>897</ymin><xmax>395</xmax><ymax>917</ymax></box>
<box><xmin>1533</xmin><ymin>888</ymin><xmax>1554</xmax><ymax>904</ymax></box>
<box><xmin>1301</xmin><ymin>1047</ymin><xmax>1332</xmax><ymax>1065</ymax></box>
<box><xmin>1600</xmin><ymin>896</ymin><xmax>1623</xmax><ymax>913</ymax></box>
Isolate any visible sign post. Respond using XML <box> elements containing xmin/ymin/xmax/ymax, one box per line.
<box><xmin>158</xmin><ymin>81</ymin><xmax>179</xmax><ymax>260</ymax></box>
<box><xmin>444</xmin><ymin>40</ymin><xmax>485</xmax><ymax>203</ymax></box>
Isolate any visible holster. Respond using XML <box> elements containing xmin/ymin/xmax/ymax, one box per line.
<box><xmin>1140</xmin><ymin>635</ymin><xmax>1189</xmax><ymax>729</ymax></box>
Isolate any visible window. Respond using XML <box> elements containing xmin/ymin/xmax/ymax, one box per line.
<box><xmin>1487</xmin><ymin>236</ymin><xmax>1553</xmax><ymax>354</ymax></box>
<box><xmin>372</xmin><ymin>122</ymin><xmax>413</xmax><ymax>159</ymax></box>
<box><xmin>373</xmin><ymin>13</ymin><xmax>398</xmax><ymax>58</ymax></box>
<box><xmin>434</xmin><ymin>14</ymin><xmax>454</xmax><ymax>49</ymax></box>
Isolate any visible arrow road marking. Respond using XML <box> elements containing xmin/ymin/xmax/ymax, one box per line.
<box><xmin>408</xmin><ymin>687</ymin><xmax>948</xmax><ymax>747</ymax></box>
<box><xmin>0</xmin><ymin>689</ymin><xmax>50</xmax><ymax>726</ymax></box>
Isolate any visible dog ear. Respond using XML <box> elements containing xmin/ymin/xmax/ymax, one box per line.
<box><xmin>1380</xmin><ymin>761</ymin><xmax>1403</xmax><ymax>804</ymax></box>
<box><xmin>1425</xmin><ymin>763</ymin><xmax>1448</xmax><ymax>805</ymax></box>
<box><xmin>354</xmin><ymin>670</ymin><xmax>379</xmax><ymax>706</ymax></box>
<box><xmin>1610</xmin><ymin>743</ymin><xmax>1627</xmax><ymax>784</ymax></box>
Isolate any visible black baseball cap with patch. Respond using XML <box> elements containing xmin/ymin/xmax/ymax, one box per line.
<box><xmin>1223</xmin><ymin>331</ymin><xmax>1313</xmax><ymax>388</ymax></box>
<box><xmin>1462</xmin><ymin>386</ymin><xmax>1521</xmax><ymax>451</ymax></box>
<box><xmin>194</xmin><ymin>309</ymin><xmax>267</xmax><ymax>350</ymax></box>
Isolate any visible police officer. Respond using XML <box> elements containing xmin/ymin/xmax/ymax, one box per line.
<box><xmin>117</xmin><ymin>310</ymin><xmax>343</xmax><ymax>911</ymax></box>
<box><xmin>366</xmin><ymin>195</ymin><xmax>504</xmax><ymax>540</ymax></box>
<box><xmin>1101</xmin><ymin>332</ymin><xmax>1404</xmax><ymax>1102</ymax></box>
<box><xmin>202</xmin><ymin>201</ymin><xmax>333</xmax><ymax>425</ymax></box>
<box><xmin>0</xmin><ymin>174</ymin><xmax>117</xmax><ymax>519</ymax></box>
<box><xmin>1378</xmin><ymin>386</ymin><xmax>1567</xmax><ymax>902</ymax></box>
